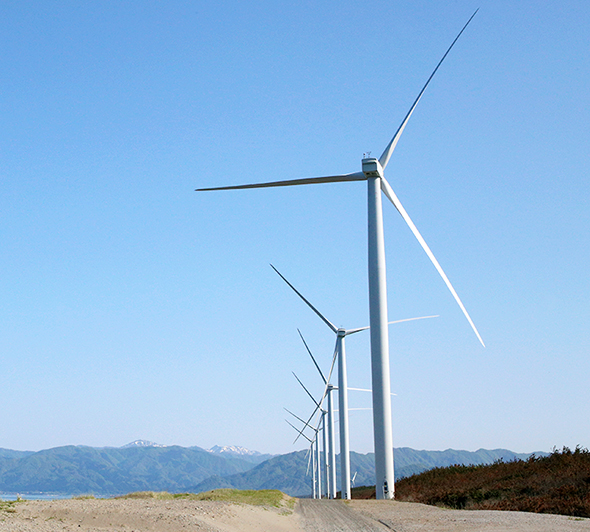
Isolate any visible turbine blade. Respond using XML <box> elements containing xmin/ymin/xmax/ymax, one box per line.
<box><xmin>379</xmin><ymin>10</ymin><xmax>478</xmax><ymax>170</ymax></box>
<box><xmin>293</xmin><ymin>372</ymin><xmax>322</xmax><ymax>410</ymax></box>
<box><xmin>381</xmin><ymin>177</ymin><xmax>485</xmax><ymax>347</ymax></box>
<box><xmin>285</xmin><ymin>407</ymin><xmax>318</xmax><ymax>433</ymax></box>
<box><xmin>293</xmin><ymin>403</ymin><xmax>322</xmax><ymax>445</ymax></box>
<box><xmin>196</xmin><ymin>172</ymin><xmax>366</xmax><ymax>191</ymax></box>
<box><xmin>325</xmin><ymin>340</ymin><xmax>339</xmax><ymax>385</ymax></box>
<box><xmin>347</xmin><ymin>388</ymin><xmax>396</xmax><ymax>397</ymax></box>
<box><xmin>284</xmin><ymin>407</ymin><xmax>308</xmax><ymax>427</ymax></box>
<box><xmin>388</xmin><ymin>315</ymin><xmax>439</xmax><ymax>325</ymax></box>
<box><xmin>345</xmin><ymin>325</ymin><xmax>370</xmax><ymax>336</ymax></box>
<box><xmin>344</xmin><ymin>315</ymin><xmax>439</xmax><ymax>336</ymax></box>
<box><xmin>271</xmin><ymin>265</ymin><xmax>337</xmax><ymax>333</ymax></box>
<box><xmin>286</xmin><ymin>419</ymin><xmax>312</xmax><ymax>444</ymax></box>
<box><xmin>298</xmin><ymin>329</ymin><xmax>328</xmax><ymax>384</ymax></box>
<box><xmin>293</xmin><ymin>361</ymin><xmax>334</xmax><ymax>445</ymax></box>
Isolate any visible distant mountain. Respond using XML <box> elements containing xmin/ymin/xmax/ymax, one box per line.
<box><xmin>190</xmin><ymin>448</ymin><xmax>546</xmax><ymax>497</ymax></box>
<box><xmin>209</xmin><ymin>445</ymin><xmax>257</xmax><ymax>456</ymax></box>
<box><xmin>393</xmin><ymin>447</ymin><xmax>538</xmax><ymax>479</ymax></box>
<box><xmin>121</xmin><ymin>440</ymin><xmax>168</xmax><ymax>448</ymax></box>
<box><xmin>207</xmin><ymin>445</ymin><xmax>275</xmax><ymax>465</ymax></box>
<box><xmin>0</xmin><ymin>445</ymin><xmax>256</xmax><ymax>495</ymax></box>
<box><xmin>0</xmin><ymin>448</ymin><xmax>33</xmax><ymax>460</ymax></box>
<box><xmin>0</xmin><ymin>444</ymin><xmax>546</xmax><ymax>497</ymax></box>
<box><xmin>190</xmin><ymin>451</ymin><xmax>310</xmax><ymax>496</ymax></box>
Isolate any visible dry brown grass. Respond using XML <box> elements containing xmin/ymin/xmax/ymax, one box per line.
<box><xmin>394</xmin><ymin>446</ymin><xmax>590</xmax><ymax>517</ymax></box>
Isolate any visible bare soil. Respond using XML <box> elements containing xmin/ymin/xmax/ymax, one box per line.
<box><xmin>2</xmin><ymin>497</ymin><xmax>590</xmax><ymax>532</ymax></box>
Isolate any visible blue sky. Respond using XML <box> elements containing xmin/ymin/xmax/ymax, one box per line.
<box><xmin>1</xmin><ymin>1</ymin><xmax>589</xmax><ymax>456</ymax></box>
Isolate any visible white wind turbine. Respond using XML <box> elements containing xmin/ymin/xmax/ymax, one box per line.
<box><xmin>295</xmin><ymin>330</ymin><xmax>337</xmax><ymax>498</ymax></box>
<box><xmin>273</xmin><ymin>264</ymin><xmax>438</xmax><ymax>499</ymax></box>
<box><xmin>197</xmin><ymin>11</ymin><xmax>484</xmax><ymax>499</ymax></box>
<box><xmin>285</xmin><ymin>418</ymin><xmax>318</xmax><ymax>498</ymax></box>
<box><xmin>290</xmin><ymin>369</ymin><xmax>336</xmax><ymax>498</ymax></box>
<box><xmin>285</xmin><ymin>407</ymin><xmax>324</xmax><ymax>499</ymax></box>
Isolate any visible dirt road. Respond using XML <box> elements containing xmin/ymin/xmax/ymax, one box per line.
<box><xmin>297</xmin><ymin>499</ymin><xmax>387</xmax><ymax>531</ymax></box>
<box><xmin>350</xmin><ymin>500</ymin><xmax>590</xmax><ymax>532</ymax></box>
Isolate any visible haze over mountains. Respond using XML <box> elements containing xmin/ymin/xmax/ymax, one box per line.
<box><xmin>0</xmin><ymin>441</ymin><xmax>542</xmax><ymax>497</ymax></box>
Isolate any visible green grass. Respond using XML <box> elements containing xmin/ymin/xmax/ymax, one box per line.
<box><xmin>0</xmin><ymin>499</ymin><xmax>21</xmax><ymax>514</ymax></box>
<box><xmin>119</xmin><ymin>489</ymin><xmax>293</xmax><ymax>509</ymax></box>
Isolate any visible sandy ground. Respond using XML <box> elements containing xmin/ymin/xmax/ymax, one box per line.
<box><xmin>0</xmin><ymin>498</ymin><xmax>300</xmax><ymax>532</ymax></box>
<box><xmin>2</xmin><ymin>497</ymin><xmax>590</xmax><ymax>532</ymax></box>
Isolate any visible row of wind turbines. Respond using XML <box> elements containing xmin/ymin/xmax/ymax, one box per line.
<box><xmin>197</xmin><ymin>10</ymin><xmax>485</xmax><ymax>499</ymax></box>
<box><xmin>279</xmin><ymin>264</ymin><xmax>438</xmax><ymax>499</ymax></box>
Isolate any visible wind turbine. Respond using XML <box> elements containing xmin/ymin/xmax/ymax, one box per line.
<box><xmin>273</xmin><ymin>264</ymin><xmax>438</xmax><ymax>499</ymax></box>
<box><xmin>290</xmin><ymin>333</ymin><xmax>337</xmax><ymax>498</ymax></box>
<box><xmin>291</xmin><ymin>370</ymin><xmax>337</xmax><ymax>498</ymax></box>
<box><xmin>285</xmin><ymin>407</ymin><xmax>323</xmax><ymax>499</ymax></box>
<box><xmin>286</xmin><ymin>418</ymin><xmax>318</xmax><ymax>498</ymax></box>
<box><xmin>197</xmin><ymin>11</ymin><xmax>484</xmax><ymax>499</ymax></box>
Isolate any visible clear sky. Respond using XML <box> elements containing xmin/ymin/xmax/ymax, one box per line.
<box><xmin>1</xmin><ymin>1</ymin><xmax>589</xmax><ymax>456</ymax></box>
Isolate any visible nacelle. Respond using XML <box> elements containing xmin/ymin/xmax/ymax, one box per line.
<box><xmin>362</xmin><ymin>158</ymin><xmax>383</xmax><ymax>178</ymax></box>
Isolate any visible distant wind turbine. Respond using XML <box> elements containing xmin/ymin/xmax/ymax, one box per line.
<box><xmin>272</xmin><ymin>264</ymin><xmax>437</xmax><ymax>499</ymax></box>
<box><xmin>197</xmin><ymin>10</ymin><xmax>484</xmax><ymax>498</ymax></box>
<box><xmin>291</xmin><ymin>371</ymin><xmax>336</xmax><ymax>498</ymax></box>
<box><xmin>285</xmin><ymin>418</ymin><xmax>318</xmax><ymax>498</ymax></box>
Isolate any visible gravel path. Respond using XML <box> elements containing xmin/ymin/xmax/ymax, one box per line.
<box><xmin>297</xmin><ymin>499</ymin><xmax>387</xmax><ymax>531</ymax></box>
<box><xmin>350</xmin><ymin>500</ymin><xmax>590</xmax><ymax>532</ymax></box>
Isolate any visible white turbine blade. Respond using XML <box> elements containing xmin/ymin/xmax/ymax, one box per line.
<box><xmin>325</xmin><ymin>339</ymin><xmax>339</xmax><ymax>385</ymax></box>
<box><xmin>348</xmin><ymin>388</ymin><xmax>397</xmax><ymax>397</ymax></box>
<box><xmin>298</xmin><ymin>329</ymin><xmax>328</xmax><ymax>384</ymax></box>
<box><xmin>389</xmin><ymin>315</ymin><xmax>439</xmax><ymax>325</ymax></box>
<box><xmin>344</xmin><ymin>325</ymin><xmax>370</xmax><ymax>336</ymax></box>
<box><xmin>292</xmin><ymin>384</ymin><xmax>329</xmax><ymax>445</ymax></box>
<box><xmin>293</xmin><ymin>372</ymin><xmax>322</xmax><ymax>410</ymax></box>
<box><xmin>344</xmin><ymin>315</ymin><xmax>438</xmax><ymax>336</ymax></box>
<box><xmin>379</xmin><ymin>9</ymin><xmax>478</xmax><ymax>170</ymax></box>
<box><xmin>271</xmin><ymin>265</ymin><xmax>337</xmax><ymax>333</ymax></box>
<box><xmin>286</xmin><ymin>419</ymin><xmax>313</xmax><ymax>444</ymax></box>
<box><xmin>196</xmin><ymin>172</ymin><xmax>366</xmax><ymax>191</ymax></box>
<box><xmin>293</xmin><ymin>343</ymin><xmax>337</xmax><ymax>446</ymax></box>
<box><xmin>381</xmin><ymin>177</ymin><xmax>485</xmax><ymax>347</ymax></box>
<box><xmin>285</xmin><ymin>407</ymin><xmax>318</xmax><ymax>433</ymax></box>
<box><xmin>293</xmin><ymin>403</ymin><xmax>322</xmax><ymax>445</ymax></box>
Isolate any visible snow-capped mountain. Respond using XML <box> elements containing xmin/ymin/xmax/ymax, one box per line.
<box><xmin>122</xmin><ymin>440</ymin><xmax>168</xmax><ymax>448</ymax></box>
<box><xmin>207</xmin><ymin>445</ymin><xmax>261</xmax><ymax>456</ymax></box>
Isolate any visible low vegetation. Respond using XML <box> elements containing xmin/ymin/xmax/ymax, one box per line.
<box><xmin>119</xmin><ymin>488</ymin><xmax>294</xmax><ymax>509</ymax></box>
<box><xmin>0</xmin><ymin>498</ymin><xmax>22</xmax><ymax>514</ymax></box>
<box><xmin>392</xmin><ymin>446</ymin><xmax>590</xmax><ymax>518</ymax></box>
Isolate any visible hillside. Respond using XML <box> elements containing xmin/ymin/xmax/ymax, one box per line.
<box><xmin>0</xmin><ymin>444</ymin><xmax>542</xmax><ymax>497</ymax></box>
<box><xmin>395</xmin><ymin>446</ymin><xmax>590</xmax><ymax>517</ymax></box>
<box><xmin>191</xmin><ymin>448</ymin><xmax>534</xmax><ymax>497</ymax></box>
<box><xmin>0</xmin><ymin>445</ymin><xmax>256</xmax><ymax>495</ymax></box>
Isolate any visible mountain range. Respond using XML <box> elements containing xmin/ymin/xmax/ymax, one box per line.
<box><xmin>0</xmin><ymin>441</ymin><xmax>542</xmax><ymax>497</ymax></box>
